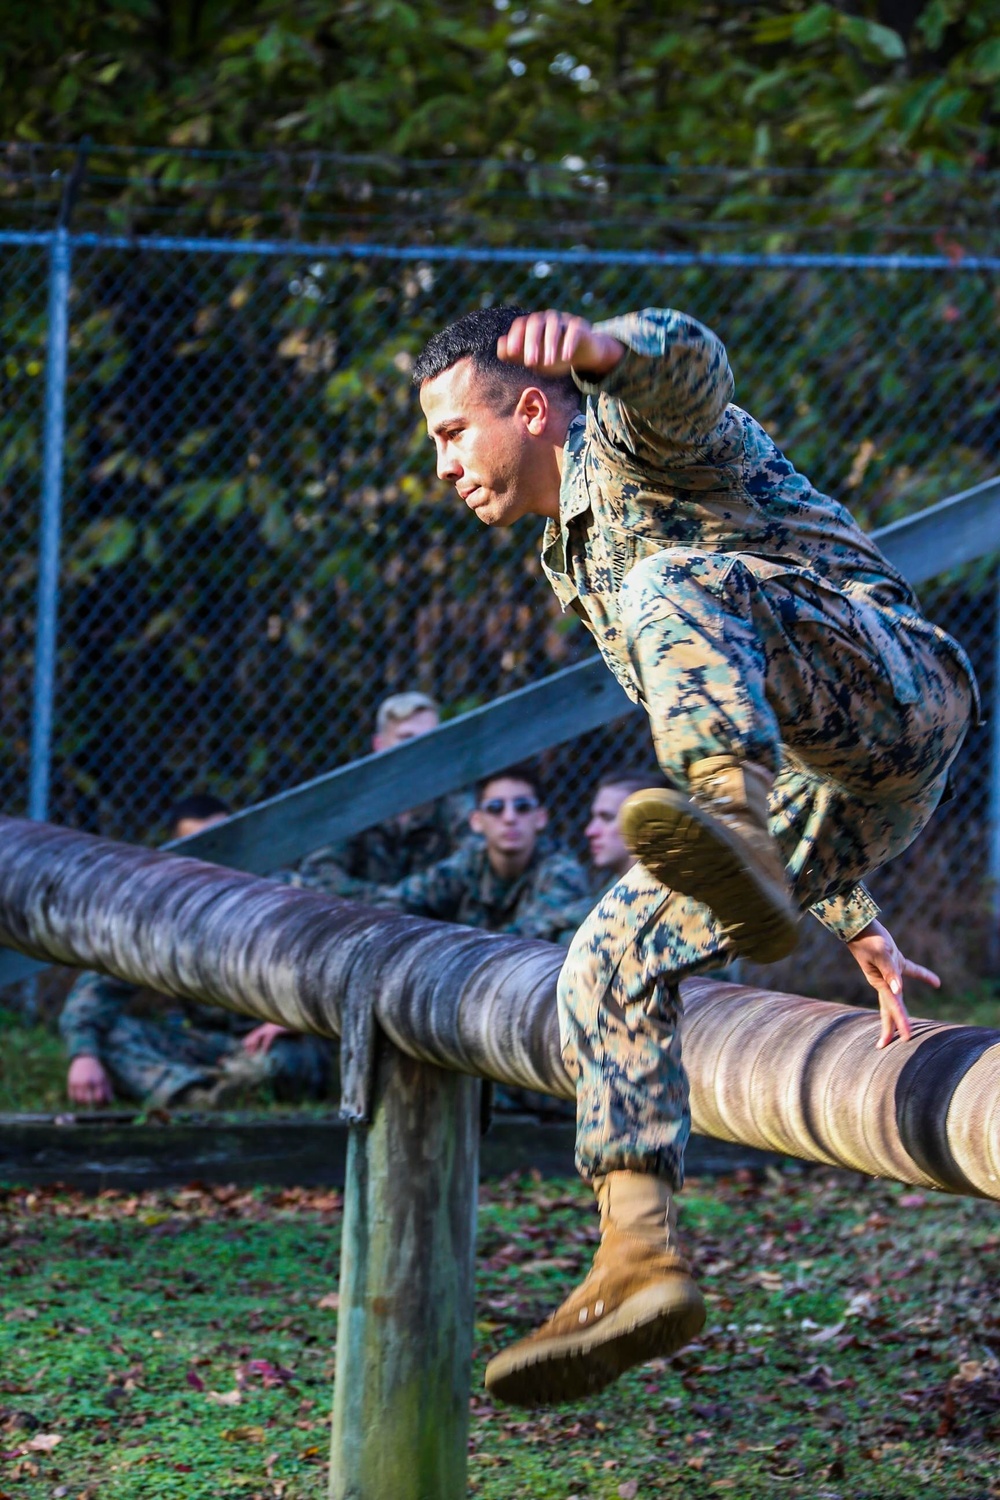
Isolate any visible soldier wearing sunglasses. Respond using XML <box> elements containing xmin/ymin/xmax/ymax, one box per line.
<box><xmin>371</xmin><ymin>764</ymin><xmax>588</xmax><ymax>941</ymax></box>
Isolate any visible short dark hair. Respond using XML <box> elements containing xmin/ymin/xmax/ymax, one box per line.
<box><xmin>477</xmin><ymin>763</ymin><xmax>543</xmax><ymax>805</ymax></box>
<box><xmin>169</xmin><ymin>792</ymin><xmax>231</xmax><ymax>828</ymax></box>
<box><xmin>413</xmin><ymin>304</ymin><xmax>580</xmax><ymax>410</ymax></box>
<box><xmin>597</xmin><ymin>768</ymin><xmax>669</xmax><ymax>799</ymax></box>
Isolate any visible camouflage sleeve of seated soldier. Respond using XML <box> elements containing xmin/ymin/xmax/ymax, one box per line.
<box><xmin>504</xmin><ymin>850</ymin><xmax>592</xmax><ymax>944</ymax></box>
<box><xmin>281</xmin><ymin>841</ymin><xmax>376</xmax><ymax>900</ymax></box>
<box><xmin>269</xmin><ymin>832</ymin><xmax>378</xmax><ymax>901</ymax></box>
<box><xmin>369</xmin><ymin>844</ymin><xmax>478</xmax><ymax>923</ymax></box>
<box><xmin>59</xmin><ymin>972</ymin><xmax>137</xmax><ymax>1061</ymax></box>
<box><xmin>552</xmin><ymin>872</ymin><xmax>619</xmax><ymax>948</ymax></box>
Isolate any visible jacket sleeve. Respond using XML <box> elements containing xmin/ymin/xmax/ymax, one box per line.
<box><xmin>572</xmin><ymin>308</ymin><xmax>736</xmax><ymax>467</ymax></box>
<box><xmin>59</xmin><ymin>972</ymin><xmax>135</xmax><ymax>1061</ymax></box>
<box><xmin>808</xmin><ymin>883</ymin><xmax>880</xmax><ymax>943</ymax></box>
<box><xmin>371</xmin><ymin>851</ymin><xmax>469</xmax><ymax>922</ymax></box>
<box><xmin>553</xmin><ymin>892</ymin><xmax>601</xmax><ymax>947</ymax></box>
<box><xmin>508</xmin><ymin>855</ymin><xmax>592</xmax><ymax>943</ymax></box>
<box><xmin>279</xmin><ymin>848</ymin><xmax>377</xmax><ymax>902</ymax></box>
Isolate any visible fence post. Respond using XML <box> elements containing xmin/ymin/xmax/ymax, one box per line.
<box><xmin>329</xmin><ymin>1035</ymin><xmax>480</xmax><ymax>1500</ymax></box>
<box><xmin>989</xmin><ymin>565</ymin><xmax>1000</xmax><ymax>971</ymax></box>
<box><xmin>27</xmin><ymin>224</ymin><xmax>72</xmax><ymax>823</ymax></box>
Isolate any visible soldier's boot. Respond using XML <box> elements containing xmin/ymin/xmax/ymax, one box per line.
<box><xmin>180</xmin><ymin>1048</ymin><xmax>272</xmax><ymax>1110</ymax></box>
<box><xmin>484</xmin><ymin>1170</ymin><xmax>705</xmax><ymax>1407</ymax></box>
<box><xmin>619</xmin><ymin>755</ymin><xmax>799</xmax><ymax>964</ymax></box>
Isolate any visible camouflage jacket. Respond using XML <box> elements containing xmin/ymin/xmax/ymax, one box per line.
<box><xmin>540</xmin><ymin>307</ymin><xmax>980</xmax><ymax>941</ymax></box>
<box><xmin>59</xmin><ymin>971</ymin><xmax>252</xmax><ymax>1061</ymax></box>
<box><xmin>553</xmin><ymin>869</ymin><xmax>617</xmax><ymax>946</ymax></box>
<box><xmin>291</xmin><ymin>791</ymin><xmax>473</xmax><ymax>898</ymax></box>
<box><xmin>373</xmin><ymin>837</ymin><xmax>590</xmax><ymax>941</ymax></box>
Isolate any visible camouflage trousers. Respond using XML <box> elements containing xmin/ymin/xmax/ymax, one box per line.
<box><xmin>560</xmin><ymin>549</ymin><xmax>976</xmax><ymax>1187</ymax></box>
<box><xmin>101</xmin><ymin>1014</ymin><xmax>333</xmax><ymax>1107</ymax></box>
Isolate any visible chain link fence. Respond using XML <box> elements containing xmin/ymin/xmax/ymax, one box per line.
<box><xmin>2</xmin><ymin>224</ymin><xmax>999</xmax><ymax>992</ymax></box>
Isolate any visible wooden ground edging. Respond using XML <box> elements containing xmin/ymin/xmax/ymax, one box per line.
<box><xmin>0</xmin><ymin>1113</ymin><xmax>786</xmax><ymax>1191</ymax></box>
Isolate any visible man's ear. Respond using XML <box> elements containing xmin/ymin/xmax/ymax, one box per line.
<box><xmin>469</xmin><ymin>808</ymin><xmax>485</xmax><ymax>836</ymax></box>
<box><xmin>534</xmin><ymin>806</ymin><xmax>549</xmax><ymax>831</ymax></box>
<box><xmin>517</xmin><ymin>386</ymin><xmax>550</xmax><ymax>437</ymax></box>
<box><xmin>372</xmin><ymin>733</ymin><xmax>386</xmax><ymax>753</ymax></box>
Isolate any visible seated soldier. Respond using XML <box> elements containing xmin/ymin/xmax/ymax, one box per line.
<box><xmin>556</xmin><ymin>769</ymin><xmax>669</xmax><ymax>941</ymax></box>
<box><xmin>373</xmin><ymin>764</ymin><xmax>589</xmax><ymax>940</ymax></box>
<box><xmin>61</xmin><ymin>794</ymin><xmax>331</xmax><ymax>1110</ymax></box>
<box><xmin>293</xmin><ymin>690</ymin><xmax>472</xmax><ymax>894</ymax></box>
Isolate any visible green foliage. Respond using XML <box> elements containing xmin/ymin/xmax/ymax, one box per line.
<box><xmin>1</xmin><ymin>1</ymin><xmax>998</xmax><ymax>174</ymax></box>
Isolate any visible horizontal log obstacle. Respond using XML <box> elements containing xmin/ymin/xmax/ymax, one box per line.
<box><xmin>1</xmin><ymin>816</ymin><xmax>999</xmax><ymax>1497</ymax></box>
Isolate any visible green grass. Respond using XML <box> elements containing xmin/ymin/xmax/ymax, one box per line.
<box><xmin>1</xmin><ymin>1172</ymin><xmax>998</xmax><ymax>1499</ymax></box>
<box><xmin>0</xmin><ymin>1010</ymin><xmax>68</xmax><ymax>1113</ymax></box>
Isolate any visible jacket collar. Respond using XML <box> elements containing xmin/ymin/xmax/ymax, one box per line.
<box><xmin>558</xmin><ymin>412</ymin><xmax>591</xmax><ymax>526</ymax></box>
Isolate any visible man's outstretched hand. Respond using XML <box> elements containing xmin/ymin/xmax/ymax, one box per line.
<box><xmin>846</xmin><ymin>918</ymin><xmax>940</xmax><ymax>1049</ymax></box>
<box><xmin>497</xmin><ymin>310</ymin><xmax>624</xmax><ymax>380</ymax></box>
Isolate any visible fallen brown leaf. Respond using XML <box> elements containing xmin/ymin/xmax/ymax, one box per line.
<box><xmin>25</xmin><ymin>1434</ymin><xmax>60</xmax><ymax>1452</ymax></box>
<box><xmin>207</xmin><ymin>1389</ymin><xmax>241</xmax><ymax>1407</ymax></box>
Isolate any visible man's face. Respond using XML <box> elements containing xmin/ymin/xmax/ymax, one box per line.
<box><xmin>470</xmin><ymin>777</ymin><xmax>548</xmax><ymax>862</ymax></box>
<box><xmin>173</xmin><ymin>812</ymin><xmax>228</xmax><ymax>841</ymax></box>
<box><xmin>420</xmin><ymin>358</ymin><xmax>544</xmax><ymax>528</ymax></box>
<box><xmin>374</xmin><ymin>707</ymin><xmax>439</xmax><ymax>753</ymax></box>
<box><xmin>585</xmin><ymin>786</ymin><xmax>634</xmax><ymax>873</ymax></box>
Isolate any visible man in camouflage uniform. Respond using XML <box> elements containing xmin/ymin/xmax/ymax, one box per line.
<box><xmin>62</xmin><ymin>796</ymin><xmax>331</xmax><ymax>1110</ymax></box>
<box><xmin>373</xmin><ymin>765</ymin><xmax>589</xmax><ymax>942</ymax></box>
<box><xmin>414</xmin><ymin>303</ymin><xmax>977</xmax><ymax>1405</ymax></box>
<box><xmin>293</xmin><ymin>690</ymin><xmax>472</xmax><ymax>896</ymax></box>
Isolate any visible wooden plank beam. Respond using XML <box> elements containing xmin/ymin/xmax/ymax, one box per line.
<box><xmin>169</xmin><ymin>655</ymin><xmax>636</xmax><ymax>875</ymax></box>
<box><xmin>116</xmin><ymin>470</ymin><xmax>1000</xmax><ymax>880</ymax></box>
<box><xmin>0</xmin><ymin>1113</ymin><xmax>784</xmax><ymax>1191</ymax></box>
<box><xmin>875</xmin><ymin>475</ymin><xmax>1000</xmax><ymax>584</ymax></box>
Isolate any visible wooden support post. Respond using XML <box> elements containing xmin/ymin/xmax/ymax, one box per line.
<box><xmin>329</xmin><ymin>1036</ymin><xmax>480</xmax><ymax>1500</ymax></box>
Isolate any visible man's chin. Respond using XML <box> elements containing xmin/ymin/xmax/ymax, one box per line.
<box><xmin>472</xmin><ymin>498</ymin><xmax>519</xmax><ymax>528</ymax></box>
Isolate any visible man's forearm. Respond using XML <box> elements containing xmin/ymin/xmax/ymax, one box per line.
<box><xmin>59</xmin><ymin>973</ymin><xmax>132</xmax><ymax>1060</ymax></box>
<box><xmin>572</xmin><ymin>308</ymin><xmax>734</xmax><ymax>443</ymax></box>
<box><xmin>62</xmin><ymin>1034</ymin><xmax>105</xmax><ymax>1062</ymax></box>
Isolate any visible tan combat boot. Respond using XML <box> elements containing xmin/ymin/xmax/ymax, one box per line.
<box><xmin>484</xmin><ymin>1171</ymin><xmax>705</xmax><ymax>1406</ymax></box>
<box><xmin>177</xmin><ymin>1049</ymin><xmax>272</xmax><ymax>1110</ymax></box>
<box><xmin>619</xmin><ymin>755</ymin><xmax>799</xmax><ymax>963</ymax></box>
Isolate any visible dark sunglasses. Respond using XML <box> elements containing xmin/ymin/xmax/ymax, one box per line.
<box><xmin>479</xmin><ymin>796</ymin><xmax>539</xmax><ymax>816</ymax></box>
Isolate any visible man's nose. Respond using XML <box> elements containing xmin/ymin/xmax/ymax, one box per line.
<box><xmin>437</xmin><ymin>448</ymin><xmax>462</xmax><ymax>482</ymax></box>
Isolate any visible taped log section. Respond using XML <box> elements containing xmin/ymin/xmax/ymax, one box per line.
<box><xmin>1</xmin><ymin>815</ymin><xmax>998</xmax><ymax>1203</ymax></box>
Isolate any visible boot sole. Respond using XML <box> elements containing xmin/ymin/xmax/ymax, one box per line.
<box><xmin>620</xmin><ymin>790</ymin><xmax>799</xmax><ymax>965</ymax></box>
<box><xmin>484</xmin><ymin>1281</ymin><xmax>706</xmax><ymax>1407</ymax></box>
